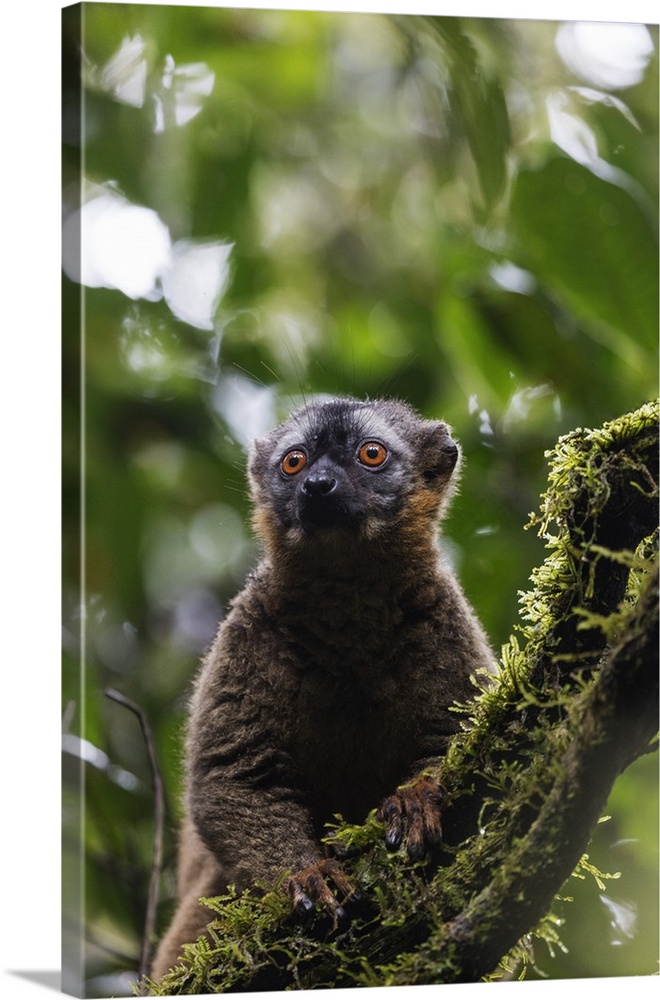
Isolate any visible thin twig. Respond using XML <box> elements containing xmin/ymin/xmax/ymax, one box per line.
<box><xmin>106</xmin><ymin>688</ymin><xmax>165</xmax><ymax>982</ymax></box>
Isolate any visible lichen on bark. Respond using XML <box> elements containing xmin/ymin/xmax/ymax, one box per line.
<box><xmin>147</xmin><ymin>401</ymin><xmax>659</xmax><ymax>996</ymax></box>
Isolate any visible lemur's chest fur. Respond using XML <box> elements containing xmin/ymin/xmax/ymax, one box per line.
<box><xmin>240</xmin><ymin>561</ymin><xmax>473</xmax><ymax>826</ymax></box>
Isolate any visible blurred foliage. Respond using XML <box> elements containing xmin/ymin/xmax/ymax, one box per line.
<box><xmin>62</xmin><ymin>5</ymin><xmax>658</xmax><ymax>996</ymax></box>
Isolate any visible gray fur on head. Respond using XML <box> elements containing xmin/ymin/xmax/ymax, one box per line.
<box><xmin>248</xmin><ymin>396</ymin><xmax>460</xmax><ymax>547</ymax></box>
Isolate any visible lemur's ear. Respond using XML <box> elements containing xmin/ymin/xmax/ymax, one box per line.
<box><xmin>247</xmin><ymin>437</ymin><xmax>272</xmax><ymax>495</ymax></box>
<box><xmin>418</xmin><ymin>421</ymin><xmax>460</xmax><ymax>486</ymax></box>
<box><xmin>249</xmin><ymin>436</ymin><xmax>270</xmax><ymax>464</ymax></box>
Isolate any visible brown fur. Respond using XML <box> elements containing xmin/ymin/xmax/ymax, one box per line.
<box><xmin>151</xmin><ymin>397</ymin><xmax>494</xmax><ymax>981</ymax></box>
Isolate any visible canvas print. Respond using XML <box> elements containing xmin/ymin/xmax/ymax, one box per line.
<box><xmin>62</xmin><ymin>3</ymin><xmax>659</xmax><ymax>997</ymax></box>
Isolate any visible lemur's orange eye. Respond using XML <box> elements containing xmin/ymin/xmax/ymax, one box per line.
<box><xmin>281</xmin><ymin>449</ymin><xmax>307</xmax><ymax>476</ymax></box>
<box><xmin>358</xmin><ymin>441</ymin><xmax>388</xmax><ymax>468</ymax></box>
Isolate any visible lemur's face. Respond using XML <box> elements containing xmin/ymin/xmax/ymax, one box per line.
<box><xmin>249</xmin><ymin>398</ymin><xmax>459</xmax><ymax>545</ymax></box>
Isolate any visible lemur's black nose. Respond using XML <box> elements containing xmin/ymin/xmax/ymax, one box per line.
<box><xmin>302</xmin><ymin>473</ymin><xmax>338</xmax><ymax>497</ymax></box>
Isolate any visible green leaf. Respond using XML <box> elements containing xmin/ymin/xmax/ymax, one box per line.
<box><xmin>431</xmin><ymin>18</ymin><xmax>511</xmax><ymax>213</ymax></box>
<box><xmin>510</xmin><ymin>156</ymin><xmax>659</xmax><ymax>364</ymax></box>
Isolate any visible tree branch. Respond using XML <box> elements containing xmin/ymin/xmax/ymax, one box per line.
<box><xmin>106</xmin><ymin>688</ymin><xmax>166</xmax><ymax>983</ymax></box>
<box><xmin>434</xmin><ymin>566</ymin><xmax>659</xmax><ymax>983</ymax></box>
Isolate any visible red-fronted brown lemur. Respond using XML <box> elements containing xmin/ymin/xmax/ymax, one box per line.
<box><xmin>152</xmin><ymin>396</ymin><xmax>495</xmax><ymax>981</ymax></box>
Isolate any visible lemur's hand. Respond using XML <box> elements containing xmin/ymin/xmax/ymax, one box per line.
<box><xmin>378</xmin><ymin>775</ymin><xmax>445</xmax><ymax>860</ymax></box>
<box><xmin>284</xmin><ymin>857</ymin><xmax>356</xmax><ymax>927</ymax></box>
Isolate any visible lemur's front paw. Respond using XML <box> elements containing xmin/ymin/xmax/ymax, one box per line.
<box><xmin>377</xmin><ymin>775</ymin><xmax>445</xmax><ymax>861</ymax></box>
<box><xmin>284</xmin><ymin>857</ymin><xmax>355</xmax><ymax>927</ymax></box>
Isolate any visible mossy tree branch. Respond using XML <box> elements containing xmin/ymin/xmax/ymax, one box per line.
<box><xmin>148</xmin><ymin>401</ymin><xmax>658</xmax><ymax>996</ymax></box>
<box><xmin>432</xmin><ymin>565</ymin><xmax>658</xmax><ymax>983</ymax></box>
